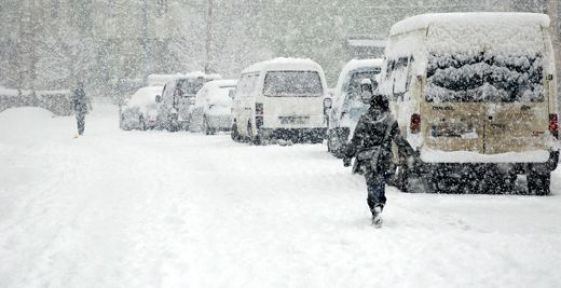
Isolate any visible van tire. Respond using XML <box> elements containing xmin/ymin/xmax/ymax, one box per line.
<box><xmin>528</xmin><ymin>172</ymin><xmax>551</xmax><ymax>196</ymax></box>
<box><xmin>231</xmin><ymin>123</ymin><xmax>241</xmax><ymax>142</ymax></box>
<box><xmin>203</xmin><ymin>117</ymin><xmax>215</xmax><ymax>135</ymax></box>
<box><xmin>139</xmin><ymin>115</ymin><xmax>146</xmax><ymax>130</ymax></box>
<box><xmin>247</xmin><ymin>122</ymin><xmax>261</xmax><ymax>145</ymax></box>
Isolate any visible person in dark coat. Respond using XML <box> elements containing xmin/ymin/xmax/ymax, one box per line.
<box><xmin>72</xmin><ymin>82</ymin><xmax>91</xmax><ymax>137</ymax></box>
<box><xmin>343</xmin><ymin>81</ymin><xmax>411</xmax><ymax>227</ymax></box>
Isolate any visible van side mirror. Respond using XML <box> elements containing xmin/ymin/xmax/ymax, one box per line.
<box><xmin>155</xmin><ymin>95</ymin><xmax>162</xmax><ymax>103</ymax></box>
<box><xmin>229</xmin><ymin>89</ymin><xmax>236</xmax><ymax>99</ymax></box>
<box><xmin>547</xmin><ymin>74</ymin><xmax>554</xmax><ymax>81</ymax></box>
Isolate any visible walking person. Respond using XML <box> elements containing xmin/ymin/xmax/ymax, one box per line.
<box><xmin>72</xmin><ymin>82</ymin><xmax>92</xmax><ymax>138</ymax></box>
<box><xmin>343</xmin><ymin>80</ymin><xmax>411</xmax><ymax>228</ymax></box>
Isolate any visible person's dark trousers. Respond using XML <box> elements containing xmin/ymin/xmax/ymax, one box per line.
<box><xmin>76</xmin><ymin>113</ymin><xmax>85</xmax><ymax>135</ymax></box>
<box><xmin>366</xmin><ymin>173</ymin><xmax>386</xmax><ymax>213</ymax></box>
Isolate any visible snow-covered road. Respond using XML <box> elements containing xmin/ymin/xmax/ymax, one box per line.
<box><xmin>1</xmin><ymin>103</ymin><xmax>561</xmax><ymax>288</ymax></box>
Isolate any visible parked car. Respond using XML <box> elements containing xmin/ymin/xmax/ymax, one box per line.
<box><xmin>120</xmin><ymin>86</ymin><xmax>163</xmax><ymax>130</ymax></box>
<box><xmin>231</xmin><ymin>58</ymin><xmax>330</xmax><ymax>144</ymax></box>
<box><xmin>189</xmin><ymin>79</ymin><xmax>238</xmax><ymax>135</ymax></box>
<box><xmin>380</xmin><ymin>12</ymin><xmax>559</xmax><ymax>195</ymax></box>
<box><xmin>326</xmin><ymin>59</ymin><xmax>383</xmax><ymax>157</ymax></box>
<box><xmin>157</xmin><ymin>72</ymin><xmax>221</xmax><ymax>132</ymax></box>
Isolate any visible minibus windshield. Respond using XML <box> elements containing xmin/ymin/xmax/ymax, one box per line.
<box><xmin>263</xmin><ymin>71</ymin><xmax>323</xmax><ymax>97</ymax></box>
<box><xmin>426</xmin><ymin>52</ymin><xmax>544</xmax><ymax>103</ymax></box>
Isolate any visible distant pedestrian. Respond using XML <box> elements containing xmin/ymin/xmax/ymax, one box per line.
<box><xmin>71</xmin><ymin>82</ymin><xmax>91</xmax><ymax>137</ymax></box>
<box><xmin>343</xmin><ymin>81</ymin><xmax>412</xmax><ymax>228</ymax></box>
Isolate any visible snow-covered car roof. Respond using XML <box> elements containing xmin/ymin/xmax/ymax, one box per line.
<box><xmin>198</xmin><ymin>80</ymin><xmax>238</xmax><ymax>106</ymax></box>
<box><xmin>151</xmin><ymin>72</ymin><xmax>222</xmax><ymax>87</ymax></box>
<box><xmin>334</xmin><ymin>58</ymin><xmax>383</xmax><ymax>98</ymax></box>
<box><xmin>242</xmin><ymin>58</ymin><xmax>323</xmax><ymax>74</ymax></box>
<box><xmin>203</xmin><ymin>79</ymin><xmax>238</xmax><ymax>90</ymax></box>
<box><xmin>390</xmin><ymin>13</ymin><xmax>550</xmax><ymax>37</ymax></box>
<box><xmin>126</xmin><ymin>86</ymin><xmax>163</xmax><ymax>108</ymax></box>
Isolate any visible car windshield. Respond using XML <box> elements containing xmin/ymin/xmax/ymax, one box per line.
<box><xmin>178</xmin><ymin>78</ymin><xmax>205</xmax><ymax>96</ymax></box>
<box><xmin>342</xmin><ymin>68</ymin><xmax>381</xmax><ymax>110</ymax></box>
<box><xmin>263</xmin><ymin>71</ymin><xmax>323</xmax><ymax>97</ymax></box>
<box><xmin>426</xmin><ymin>52</ymin><xmax>544</xmax><ymax>103</ymax></box>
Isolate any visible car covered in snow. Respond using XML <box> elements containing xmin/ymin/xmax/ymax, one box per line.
<box><xmin>380</xmin><ymin>13</ymin><xmax>559</xmax><ymax>195</ymax></box>
<box><xmin>120</xmin><ymin>86</ymin><xmax>163</xmax><ymax>130</ymax></box>
<box><xmin>231</xmin><ymin>58</ymin><xmax>330</xmax><ymax>144</ymax></box>
<box><xmin>189</xmin><ymin>79</ymin><xmax>238</xmax><ymax>135</ymax></box>
<box><xmin>326</xmin><ymin>58</ymin><xmax>383</xmax><ymax>157</ymax></box>
<box><xmin>157</xmin><ymin>72</ymin><xmax>221</xmax><ymax>132</ymax></box>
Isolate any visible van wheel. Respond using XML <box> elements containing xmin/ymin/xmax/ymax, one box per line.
<box><xmin>247</xmin><ymin>122</ymin><xmax>261</xmax><ymax>145</ymax></box>
<box><xmin>231</xmin><ymin>123</ymin><xmax>241</xmax><ymax>142</ymax></box>
<box><xmin>203</xmin><ymin>117</ymin><xmax>215</xmax><ymax>135</ymax></box>
<box><xmin>528</xmin><ymin>172</ymin><xmax>551</xmax><ymax>196</ymax></box>
<box><xmin>139</xmin><ymin>115</ymin><xmax>146</xmax><ymax>130</ymax></box>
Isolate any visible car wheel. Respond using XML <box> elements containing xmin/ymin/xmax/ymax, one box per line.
<box><xmin>528</xmin><ymin>171</ymin><xmax>551</xmax><ymax>196</ymax></box>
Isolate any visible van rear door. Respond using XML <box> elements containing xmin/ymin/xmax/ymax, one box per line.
<box><xmin>425</xmin><ymin>51</ymin><xmax>548</xmax><ymax>154</ymax></box>
<box><xmin>261</xmin><ymin>71</ymin><xmax>325</xmax><ymax>128</ymax></box>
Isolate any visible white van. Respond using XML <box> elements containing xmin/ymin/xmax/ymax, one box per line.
<box><xmin>231</xmin><ymin>58</ymin><xmax>329</xmax><ymax>144</ymax></box>
<box><xmin>380</xmin><ymin>13</ymin><xmax>559</xmax><ymax>195</ymax></box>
<box><xmin>157</xmin><ymin>72</ymin><xmax>221</xmax><ymax>131</ymax></box>
<box><xmin>327</xmin><ymin>59</ymin><xmax>383</xmax><ymax>156</ymax></box>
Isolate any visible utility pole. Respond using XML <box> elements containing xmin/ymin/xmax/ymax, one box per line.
<box><xmin>204</xmin><ymin>0</ymin><xmax>213</xmax><ymax>74</ymax></box>
<box><xmin>142</xmin><ymin>0</ymin><xmax>150</xmax><ymax>81</ymax></box>
<box><xmin>547</xmin><ymin>0</ymin><xmax>561</xmax><ymax>109</ymax></box>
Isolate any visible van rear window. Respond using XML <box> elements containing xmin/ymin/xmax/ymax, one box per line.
<box><xmin>178</xmin><ymin>78</ymin><xmax>205</xmax><ymax>96</ymax></box>
<box><xmin>426</xmin><ymin>52</ymin><xmax>544</xmax><ymax>103</ymax></box>
<box><xmin>263</xmin><ymin>71</ymin><xmax>323</xmax><ymax>97</ymax></box>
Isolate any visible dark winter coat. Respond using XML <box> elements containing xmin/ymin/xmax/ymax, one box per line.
<box><xmin>72</xmin><ymin>87</ymin><xmax>90</xmax><ymax>115</ymax></box>
<box><xmin>343</xmin><ymin>106</ymin><xmax>411</xmax><ymax>176</ymax></box>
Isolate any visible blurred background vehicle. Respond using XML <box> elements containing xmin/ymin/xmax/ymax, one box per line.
<box><xmin>190</xmin><ymin>79</ymin><xmax>238</xmax><ymax>135</ymax></box>
<box><xmin>326</xmin><ymin>59</ymin><xmax>383</xmax><ymax>157</ymax></box>
<box><xmin>120</xmin><ymin>86</ymin><xmax>163</xmax><ymax>131</ymax></box>
<box><xmin>157</xmin><ymin>72</ymin><xmax>221</xmax><ymax>132</ymax></box>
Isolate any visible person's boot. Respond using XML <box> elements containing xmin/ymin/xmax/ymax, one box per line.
<box><xmin>371</xmin><ymin>205</ymin><xmax>383</xmax><ymax>228</ymax></box>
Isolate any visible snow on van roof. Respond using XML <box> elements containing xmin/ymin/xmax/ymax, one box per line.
<box><xmin>242</xmin><ymin>58</ymin><xmax>322</xmax><ymax>73</ymax></box>
<box><xmin>390</xmin><ymin>13</ymin><xmax>550</xmax><ymax>36</ymax></box>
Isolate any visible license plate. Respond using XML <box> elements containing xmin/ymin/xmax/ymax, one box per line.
<box><xmin>279</xmin><ymin>116</ymin><xmax>310</xmax><ymax>125</ymax></box>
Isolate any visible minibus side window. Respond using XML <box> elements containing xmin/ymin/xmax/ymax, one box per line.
<box><xmin>390</xmin><ymin>56</ymin><xmax>412</xmax><ymax>101</ymax></box>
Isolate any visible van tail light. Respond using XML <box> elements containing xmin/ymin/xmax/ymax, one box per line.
<box><xmin>255</xmin><ymin>103</ymin><xmax>264</xmax><ymax>129</ymax></box>
<box><xmin>549</xmin><ymin>113</ymin><xmax>559</xmax><ymax>139</ymax></box>
<box><xmin>410</xmin><ymin>113</ymin><xmax>421</xmax><ymax>134</ymax></box>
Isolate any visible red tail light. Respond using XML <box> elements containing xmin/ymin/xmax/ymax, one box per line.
<box><xmin>549</xmin><ymin>113</ymin><xmax>559</xmax><ymax>139</ymax></box>
<box><xmin>410</xmin><ymin>113</ymin><xmax>421</xmax><ymax>134</ymax></box>
<box><xmin>255</xmin><ymin>103</ymin><xmax>264</xmax><ymax>129</ymax></box>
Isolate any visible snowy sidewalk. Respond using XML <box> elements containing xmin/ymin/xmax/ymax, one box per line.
<box><xmin>1</xmin><ymin>104</ymin><xmax>561</xmax><ymax>288</ymax></box>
